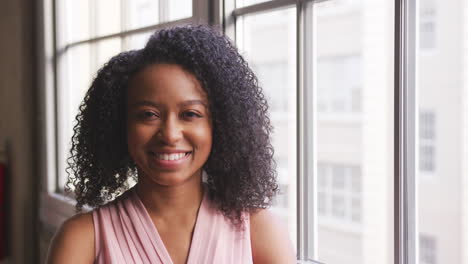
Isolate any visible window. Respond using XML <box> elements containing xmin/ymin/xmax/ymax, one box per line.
<box><xmin>317</xmin><ymin>0</ymin><xmax>361</xmax><ymax>14</ymax></box>
<box><xmin>227</xmin><ymin>1</ymin><xmax>394</xmax><ymax>263</ymax></box>
<box><xmin>419</xmin><ymin>111</ymin><xmax>436</xmax><ymax>173</ymax></box>
<box><xmin>236</xmin><ymin>0</ymin><xmax>271</xmax><ymax>8</ymax></box>
<box><xmin>254</xmin><ymin>62</ymin><xmax>289</xmax><ymax>112</ymax></box>
<box><xmin>317</xmin><ymin>163</ymin><xmax>361</xmax><ymax>224</ymax></box>
<box><xmin>317</xmin><ymin>55</ymin><xmax>362</xmax><ymax>114</ymax></box>
<box><xmin>315</xmin><ymin>1</ymin><xmax>394</xmax><ymax>263</ymax></box>
<box><xmin>235</xmin><ymin>6</ymin><xmax>298</xmax><ymax>248</ymax></box>
<box><xmin>418</xmin><ymin>0</ymin><xmax>463</xmax><ymax>263</ymax></box>
<box><xmin>419</xmin><ymin>234</ymin><xmax>437</xmax><ymax>264</ymax></box>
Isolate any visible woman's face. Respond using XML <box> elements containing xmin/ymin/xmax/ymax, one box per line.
<box><xmin>127</xmin><ymin>63</ymin><xmax>212</xmax><ymax>187</ymax></box>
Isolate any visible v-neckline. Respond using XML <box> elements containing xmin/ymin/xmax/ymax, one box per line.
<box><xmin>132</xmin><ymin>187</ymin><xmax>207</xmax><ymax>264</ymax></box>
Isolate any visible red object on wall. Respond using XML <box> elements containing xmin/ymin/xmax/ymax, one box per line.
<box><xmin>0</xmin><ymin>162</ymin><xmax>6</xmax><ymax>260</ymax></box>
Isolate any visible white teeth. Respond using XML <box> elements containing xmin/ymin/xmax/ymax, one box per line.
<box><xmin>155</xmin><ymin>152</ymin><xmax>188</xmax><ymax>161</ymax></box>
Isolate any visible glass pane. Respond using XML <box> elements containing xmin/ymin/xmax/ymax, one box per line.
<box><xmin>95</xmin><ymin>0</ymin><xmax>122</xmax><ymax>37</ymax></box>
<box><xmin>419</xmin><ymin>0</ymin><xmax>436</xmax><ymax>51</ymax></box>
<box><xmin>236</xmin><ymin>0</ymin><xmax>270</xmax><ymax>8</ymax></box>
<box><xmin>237</xmin><ymin>7</ymin><xmax>297</xmax><ymax>249</ymax></box>
<box><xmin>351</xmin><ymin>198</ymin><xmax>361</xmax><ymax>222</ymax></box>
<box><xmin>168</xmin><ymin>0</ymin><xmax>192</xmax><ymax>21</ymax></box>
<box><xmin>318</xmin><ymin>192</ymin><xmax>327</xmax><ymax>215</ymax></box>
<box><xmin>420</xmin><ymin>234</ymin><xmax>437</xmax><ymax>264</ymax></box>
<box><xmin>332</xmin><ymin>166</ymin><xmax>345</xmax><ymax>189</ymax></box>
<box><xmin>332</xmin><ymin>195</ymin><xmax>345</xmax><ymax>218</ymax></box>
<box><xmin>418</xmin><ymin>0</ymin><xmax>464</xmax><ymax>263</ymax></box>
<box><xmin>57</xmin><ymin>44</ymin><xmax>92</xmax><ymax>189</ymax></box>
<box><xmin>63</xmin><ymin>0</ymin><xmax>91</xmax><ymax>43</ymax></box>
<box><xmin>314</xmin><ymin>0</ymin><xmax>394</xmax><ymax>263</ymax></box>
<box><xmin>94</xmin><ymin>38</ymin><xmax>122</xmax><ymax>72</ymax></box>
<box><xmin>126</xmin><ymin>31</ymin><xmax>153</xmax><ymax>50</ymax></box>
<box><xmin>124</xmin><ymin>0</ymin><xmax>160</xmax><ymax>30</ymax></box>
<box><xmin>351</xmin><ymin>170</ymin><xmax>361</xmax><ymax>193</ymax></box>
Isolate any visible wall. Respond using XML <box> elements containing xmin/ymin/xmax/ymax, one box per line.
<box><xmin>0</xmin><ymin>0</ymin><xmax>39</xmax><ymax>263</ymax></box>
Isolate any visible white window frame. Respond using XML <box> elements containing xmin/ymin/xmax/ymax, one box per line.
<box><xmin>395</xmin><ymin>0</ymin><xmax>418</xmax><ymax>263</ymax></box>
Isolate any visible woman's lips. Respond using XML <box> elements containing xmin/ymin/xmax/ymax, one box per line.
<box><xmin>149</xmin><ymin>151</ymin><xmax>192</xmax><ymax>169</ymax></box>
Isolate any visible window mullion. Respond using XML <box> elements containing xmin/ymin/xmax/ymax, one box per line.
<box><xmin>223</xmin><ymin>0</ymin><xmax>237</xmax><ymax>40</ymax></box>
<box><xmin>159</xmin><ymin>0</ymin><xmax>168</xmax><ymax>24</ymax></box>
<box><xmin>298</xmin><ymin>0</ymin><xmax>318</xmax><ymax>262</ymax></box>
<box><xmin>193</xmin><ymin>0</ymin><xmax>209</xmax><ymax>24</ymax></box>
<box><xmin>297</xmin><ymin>0</ymin><xmax>305</xmax><ymax>260</ymax></box>
<box><xmin>233</xmin><ymin>0</ymin><xmax>297</xmax><ymax>17</ymax></box>
<box><xmin>394</xmin><ymin>0</ymin><xmax>418</xmax><ymax>264</ymax></box>
<box><xmin>51</xmin><ymin>0</ymin><xmax>59</xmax><ymax>193</ymax></box>
<box><xmin>121</xmin><ymin>0</ymin><xmax>128</xmax><ymax>50</ymax></box>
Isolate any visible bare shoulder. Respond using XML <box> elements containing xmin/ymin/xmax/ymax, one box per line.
<box><xmin>46</xmin><ymin>212</ymin><xmax>95</xmax><ymax>264</ymax></box>
<box><xmin>250</xmin><ymin>209</ymin><xmax>296</xmax><ymax>264</ymax></box>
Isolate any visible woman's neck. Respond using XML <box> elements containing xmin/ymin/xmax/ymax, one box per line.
<box><xmin>134</xmin><ymin>171</ymin><xmax>204</xmax><ymax>220</ymax></box>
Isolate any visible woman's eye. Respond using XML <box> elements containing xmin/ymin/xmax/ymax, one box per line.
<box><xmin>183</xmin><ymin>111</ymin><xmax>202</xmax><ymax>119</ymax></box>
<box><xmin>138</xmin><ymin>111</ymin><xmax>158</xmax><ymax>119</ymax></box>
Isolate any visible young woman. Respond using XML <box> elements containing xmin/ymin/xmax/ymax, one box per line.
<box><xmin>47</xmin><ymin>25</ymin><xmax>295</xmax><ymax>264</ymax></box>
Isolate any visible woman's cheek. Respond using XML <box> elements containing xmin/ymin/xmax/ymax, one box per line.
<box><xmin>127</xmin><ymin>124</ymin><xmax>152</xmax><ymax>156</ymax></box>
<box><xmin>192</xmin><ymin>123</ymin><xmax>213</xmax><ymax>154</ymax></box>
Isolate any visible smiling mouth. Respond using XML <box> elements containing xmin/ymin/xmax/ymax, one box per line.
<box><xmin>149</xmin><ymin>151</ymin><xmax>192</xmax><ymax>161</ymax></box>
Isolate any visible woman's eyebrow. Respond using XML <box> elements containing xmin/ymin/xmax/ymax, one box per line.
<box><xmin>130</xmin><ymin>100</ymin><xmax>161</xmax><ymax>108</ymax></box>
<box><xmin>178</xmin><ymin>99</ymin><xmax>208</xmax><ymax>108</ymax></box>
<box><xmin>130</xmin><ymin>99</ymin><xmax>208</xmax><ymax>108</ymax></box>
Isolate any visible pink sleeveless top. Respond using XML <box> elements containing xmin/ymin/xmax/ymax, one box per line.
<box><xmin>92</xmin><ymin>188</ymin><xmax>253</xmax><ymax>264</ymax></box>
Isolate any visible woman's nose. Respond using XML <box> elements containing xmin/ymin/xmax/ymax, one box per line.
<box><xmin>157</xmin><ymin>115</ymin><xmax>183</xmax><ymax>144</ymax></box>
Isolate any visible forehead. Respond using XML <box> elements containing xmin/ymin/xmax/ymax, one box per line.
<box><xmin>127</xmin><ymin>63</ymin><xmax>207</xmax><ymax>104</ymax></box>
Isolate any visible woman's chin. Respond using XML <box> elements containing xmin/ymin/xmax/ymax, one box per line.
<box><xmin>142</xmin><ymin>170</ymin><xmax>202</xmax><ymax>188</ymax></box>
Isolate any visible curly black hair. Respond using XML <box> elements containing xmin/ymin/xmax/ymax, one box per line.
<box><xmin>66</xmin><ymin>24</ymin><xmax>278</xmax><ymax>227</ymax></box>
